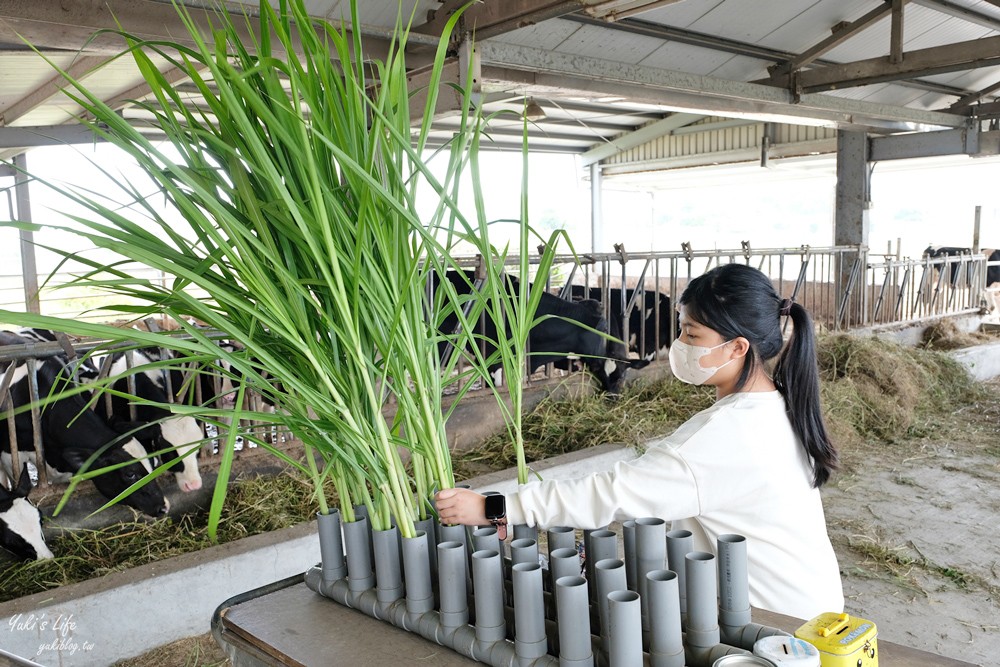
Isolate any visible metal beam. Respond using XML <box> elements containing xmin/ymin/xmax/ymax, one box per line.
<box><xmin>0</xmin><ymin>124</ymin><xmax>105</xmax><ymax>149</ymax></box>
<box><xmin>948</xmin><ymin>79</ymin><xmax>1000</xmax><ymax>111</ymax></box>
<box><xmin>599</xmin><ymin>137</ymin><xmax>838</xmax><ymax>175</ymax></box>
<box><xmin>580</xmin><ymin>112</ymin><xmax>704</xmax><ymax>165</ymax></box>
<box><xmin>780</xmin><ymin>35</ymin><xmax>1000</xmax><ymax>94</ymax></box>
<box><xmin>415</xmin><ymin>0</ymin><xmax>586</xmax><ymax>41</ymax></box>
<box><xmin>768</xmin><ymin>2</ymin><xmax>896</xmax><ymax>78</ymax></box>
<box><xmin>477</xmin><ymin>41</ymin><xmax>967</xmax><ymax>133</ymax></box>
<box><xmin>0</xmin><ymin>55</ymin><xmax>108</xmax><ymax>126</ymax></box>
<box><xmin>890</xmin><ymin>0</ymin><xmax>905</xmax><ymax>65</ymax></box>
<box><xmin>911</xmin><ymin>0</ymin><xmax>1000</xmax><ymax>32</ymax></box>
<box><xmin>0</xmin><ymin>0</ymin><xmax>424</xmax><ymax>64</ymax></box>
<box><xmin>868</xmin><ymin>125</ymin><xmax>979</xmax><ymax>160</ymax></box>
<box><xmin>566</xmin><ymin>13</ymin><xmax>978</xmax><ymax>101</ymax></box>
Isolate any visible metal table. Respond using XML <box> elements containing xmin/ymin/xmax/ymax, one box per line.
<box><xmin>212</xmin><ymin>574</ymin><xmax>977</xmax><ymax>667</ymax></box>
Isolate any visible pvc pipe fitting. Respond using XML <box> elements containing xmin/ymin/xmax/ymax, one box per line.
<box><xmin>554</xmin><ymin>575</ymin><xmax>594</xmax><ymax>667</ymax></box>
<box><xmin>621</xmin><ymin>520</ymin><xmax>637</xmax><ymax>592</ymax></box>
<box><xmin>666</xmin><ymin>529</ymin><xmax>693</xmax><ymax>619</ymax></box>
<box><xmin>402</xmin><ymin>531</ymin><xmax>434</xmax><ymax>615</ymax></box>
<box><xmin>607</xmin><ymin>590</ymin><xmax>642</xmax><ymax>667</ymax></box>
<box><xmin>511</xmin><ymin>538</ymin><xmax>540</xmax><ymax>567</ymax></box>
<box><xmin>646</xmin><ymin>570</ymin><xmax>684</xmax><ymax>667</ymax></box>
<box><xmin>685</xmin><ymin>551</ymin><xmax>721</xmax><ymax>649</ymax></box>
<box><xmin>438</xmin><ymin>540</ymin><xmax>469</xmax><ymax>629</ymax></box>
<box><xmin>343</xmin><ymin>515</ymin><xmax>375</xmax><ymax>592</ymax></box>
<box><xmin>316</xmin><ymin>509</ymin><xmax>346</xmax><ymax>583</ymax></box>
<box><xmin>471</xmin><ymin>549</ymin><xmax>507</xmax><ymax>643</ymax></box>
<box><xmin>513</xmin><ymin>562</ymin><xmax>548</xmax><ymax>662</ymax></box>
<box><xmin>548</xmin><ymin>526</ymin><xmax>576</xmax><ymax>555</ymax></box>
<box><xmin>373</xmin><ymin>526</ymin><xmax>404</xmax><ymax>604</ymax></box>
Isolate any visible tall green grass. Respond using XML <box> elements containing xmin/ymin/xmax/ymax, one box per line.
<box><xmin>1</xmin><ymin>0</ymin><xmax>568</xmax><ymax>538</ymax></box>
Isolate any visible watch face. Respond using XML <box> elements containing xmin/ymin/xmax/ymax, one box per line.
<box><xmin>484</xmin><ymin>493</ymin><xmax>505</xmax><ymax>520</ymax></box>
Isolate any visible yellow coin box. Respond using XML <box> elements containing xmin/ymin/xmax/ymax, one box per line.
<box><xmin>794</xmin><ymin>612</ymin><xmax>878</xmax><ymax>667</ymax></box>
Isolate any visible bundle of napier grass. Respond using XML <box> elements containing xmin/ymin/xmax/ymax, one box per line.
<box><xmin>0</xmin><ymin>470</ymin><xmax>322</xmax><ymax>602</ymax></box>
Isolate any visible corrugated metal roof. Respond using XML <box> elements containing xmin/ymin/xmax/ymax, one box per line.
<box><xmin>1</xmin><ymin>0</ymin><xmax>999</xmax><ymax>169</ymax></box>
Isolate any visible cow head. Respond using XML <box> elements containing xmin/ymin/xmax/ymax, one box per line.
<box><xmin>0</xmin><ymin>464</ymin><xmax>54</xmax><ymax>560</ymax></box>
<box><xmin>158</xmin><ymin>416</ymin><xmax>205</xmax><ymax>492</ymax></box>
<box><xmin>63</xmin><ymin>439</ymin><xmax>170</xmax><ymax>517</ymax></box>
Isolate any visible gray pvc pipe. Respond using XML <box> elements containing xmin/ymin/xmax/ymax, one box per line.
<box><xmin>666</xmin><ymin>529</ymin><xmax>693</xmax><ymax>620</ymax></box>
<box><xmin>513</xmin><ymin>562</ymin><xmax>548</xmax><ymax>663</ymax></box>
<box><xmin>717</xmin><ymin>534</ymin><xmax>749</xmax><ymax>629</ymax></box>
<box><xmin>513</xmin><ymin>523</ymin><xmax>538</xmax><ymax>542</ymax></box>
<box><xmin>343</xmin><ymin>515</ymin><xmax>375</xmax><ymax>592</ymax></box>
<box><xmin>305</xmin><ymin>566</ymin><xmax>560</xmax><ymax>667</ymax></box>
<box><xmin>471</xmin><ymin>549</ymin><xmax>507</xmax><ymax>643</ymax></box>
<box><xmin>549</xmin><ymin>547</ymin><xmax>581</xmax><ymax>593</ymax></box>
<box><xmin>621</xmin><ymin>520</ymin><xmax>637</xmax><ymax>592</ymax></box>
<box><xmin>511</xmin><ymin>538</ymin><xmax>540</xmax><ymax>567</ymax></box>
<box><xmin>717</xmin><ymin>534</ymin><xmax>790</xmax><ymax>648</ymax></box>
<box><xmin>646</xmin><ymin>570</ymin><xmax>684</xmax><ymax>667</ymax></box>
<box><xmin>474</xmin><ymin>526</ymin><xmax>502</xmax><ymax>554</ymax></box>
<box><xmin>438</xmin><ymin>540</ymin><xmax>469</xmax><ymax>629</ymax></box>
<box><xmin>635</xmin><ymin>517</ymin><xmax>666</xmax><ymax>632</ymax></box>
<box><xmin>548</xmin><ymin>526</ymin><xmax>576</xmax><ymax>555</ymax></box>
<box><xmin>587</xmin><ymin>529</ymin><xmax>617</xmax><ymax>572</ymax></box>
<box><xmin>415</xmin><ymin>517</ymin><xmax>438</xmax><ymax>581</ymax></box>
<box><xmin>607</xmin><ymin>590</ymin><xmax>641</xmax><ymax>667</ymax></box>
<box><xmin>684</xmin><ymin>551</ymin><xmax>720</xmax><ymax>650</ymax></box>
<box><xmin>373</xmin><ymin>526</ymin><xmax>404</xmax><ymax>604</ymax></box>
<box><xmin>316</xmin><ymin>509</ymin><xmax>346</xmax><ymax>584</ymax></box>
<box><xmin>438</xmin><ymin>522</ymin><xmax>469</xmax><ymax>551</ymax></box>
<box><xmin>554</xmin><ymin>576</ymin><xmax>594</xmax><ymax>667</ymax></box>
<box><xmin>594</xmin><ymin>558</ymin><xmax>627</xmax><ymax>655</ymax></box>
<box><xmin>402</xmin><ymin>531</ymin><xmax>434</xmax><ymax>615</ymax></box>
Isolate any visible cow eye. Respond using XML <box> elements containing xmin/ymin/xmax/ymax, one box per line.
<box><xmin>125</xmin><ymin>470</ymin><xmax>140</xmax><ymax>482</ymax></box>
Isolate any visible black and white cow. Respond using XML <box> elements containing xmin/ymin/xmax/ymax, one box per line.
<box><xmin>0</xmin><ymin>332</ymin><xmax>169</xmax><ymax>517</ymax></box>
<box><xmin>0</xmin><ymin>464</ymin><xmax>53</xmax><ymax>561</ymax></box>
<box><xmin>570</xmin><ymin>285</ymin><xmax>674</xmax><ymax>362</ymax></box>
<box><xmin>89</xmin><ymin>348</ymin><xmax>205</xmax><ymax>492</ymax></box>
<box><xmin>437</xmin><ymin>272</ymin><xmax>645</xmax><ymax>394</ymax></box>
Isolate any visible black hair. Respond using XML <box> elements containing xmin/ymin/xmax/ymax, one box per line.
<box><xmin>679</xmin><ymin>263</ymin><xmax>837</xmax><ymax>487</ymax></box>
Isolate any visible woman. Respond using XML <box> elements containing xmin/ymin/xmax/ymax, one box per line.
<box><xmin>435</xmin><ymin>263</ymin><xmax>844</xmax><ymax>619</ymax></box>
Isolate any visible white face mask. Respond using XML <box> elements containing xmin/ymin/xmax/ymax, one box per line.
<box><xmin>668</xmin><ymin>339</ymin><xmax>735</xmax><ymax>385</ymax></box>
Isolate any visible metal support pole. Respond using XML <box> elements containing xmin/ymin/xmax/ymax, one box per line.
<box><xmin>13</xmin><ymin>153</ymin><xmax>40</xmax><ymax>314</ymax></box>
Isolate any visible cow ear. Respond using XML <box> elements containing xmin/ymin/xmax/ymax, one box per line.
<box><xmin>15</xmin><ymin>463</ymin><xmax>33</xmax><ymax>498</ymax></box>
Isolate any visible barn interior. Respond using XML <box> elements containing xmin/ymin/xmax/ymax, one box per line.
<box><xmin>1</xmin><ymin>2</ymin><xmax>1000</xmax><ymax>666</ymax></box>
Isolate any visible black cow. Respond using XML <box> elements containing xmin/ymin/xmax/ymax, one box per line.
<box><xmin>0</xmin><ymin>464</ymin><xmax>53</xmax><ymax>560</ymax></box>
<box><xmin>923</xmin><ymin>246</ymin><xmax>973</xmax><ymax>286</ymax></box>
<box><xmin>0</xmin><ymin>333</ymin><xmax>169</xmax><ymax>517</ymax></box>
<box><xmin>437</xmin><ymin>272</ymin><xmax>644</xmax><ymax>394</ymax></box>
<box><xmin>986</xmin><ymin>248</ymin><xmax>1000</xmax><ymax>287</ymax></box>
<box><xmin>89</xmin><ymin>348</ymin><xmax>205</xmax><ymax>492</ymax></box>
<box><xmin>570</xmin><ymin>285</ymin><xmax>674</xmax><ymax>362</ymax></box>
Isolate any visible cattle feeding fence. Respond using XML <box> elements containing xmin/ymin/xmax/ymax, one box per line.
<box><xmin>1</xmin><ymin>243</ymin><xmax>992</xmax><ymax>499</ymax></box>
<box><xmin>0</xmin><ymin>330</ymin><xmax>274</xmax><ymax>491</ymax></box>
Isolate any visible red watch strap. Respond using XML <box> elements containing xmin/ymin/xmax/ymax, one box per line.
<box><xmin>491</xmin><ymin>517</ymin><xmax>508</xmax><ymax>541</ymax></box>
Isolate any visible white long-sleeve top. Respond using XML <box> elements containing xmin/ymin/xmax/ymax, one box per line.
<box><xmin>505</xmin><ymin>390</ymin><xmax>844</xmax><ymax>620</ymax></box>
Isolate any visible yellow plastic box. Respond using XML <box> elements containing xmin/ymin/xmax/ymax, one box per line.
<box><xmin>794</xmin><ymin>612</ymin><xmax>878</xmax><ymax>667</ymax></box>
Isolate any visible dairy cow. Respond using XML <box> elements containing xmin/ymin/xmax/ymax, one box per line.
<box><xmin>0</xmin><ymin>464</ymin><xmax>53</xmax><ymax>560</ymax></box>
<box><xmin>0</xmin><ymin>331</ymin><xmax>169</xmax><ymax>516</ymax></box>
<box><xmin>570</xmin><ymin>285</ymin><xmax>674</xmax><ymax>362</ymax></box>
<box><xmin>89</xmin><ymin>348</ymin><xmax>205</xmax><ymax>492</ymax></box>
<box><xmin>437</xmin><ymin>272</ymin><xmax>646</xmax><ymax>394</ymax></box>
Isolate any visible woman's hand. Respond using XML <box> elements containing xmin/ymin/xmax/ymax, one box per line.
<box><xmin>435</xmin><ymin>487</ymin><xmax>488</xmax><ymax>526</ymax></box>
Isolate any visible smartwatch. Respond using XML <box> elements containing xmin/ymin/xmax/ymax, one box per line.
<box><xmin>483</xmin><ymin>492</ymin><xmax>508</xmax><ymax>541</ymax></box>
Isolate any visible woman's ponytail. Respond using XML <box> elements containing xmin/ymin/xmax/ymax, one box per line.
<box><xmin>773</xmin><ymin>302</ymin><xmax>838</xmax><ymax>487</ymax></box>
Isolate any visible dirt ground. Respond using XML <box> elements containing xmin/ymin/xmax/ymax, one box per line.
<box><xmin>823</xmin><ymin>378</ymin><xmax>1000</xmax><ymax>667</ymax></box>
<box><xmin>121</xmin><ymin>380</ymin><xmax>1000</xmax><ymax>667</ymax></box>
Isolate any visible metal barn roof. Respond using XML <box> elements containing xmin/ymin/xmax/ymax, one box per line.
<box><xmin>2</xmin><ymin>0</ymin><xmax>1000</xmax><ymax>167</ymax></box>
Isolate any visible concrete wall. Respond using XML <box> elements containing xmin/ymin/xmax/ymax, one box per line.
<box><xmin>0</xmin><ymin>522</ymin><xmax>319</xmax><ymax>666</ymax></box>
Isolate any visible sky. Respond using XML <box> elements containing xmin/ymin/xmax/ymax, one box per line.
<box><xmin>2</xmin><ymin>142</ymin><xmax>999</xmax><ymax>315</ymax></box>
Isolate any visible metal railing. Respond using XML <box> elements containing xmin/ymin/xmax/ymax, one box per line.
<box><xmin>3</xmin><ymin>243</ymin><xmax>993</xmax><ymax>492</ymax></box>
